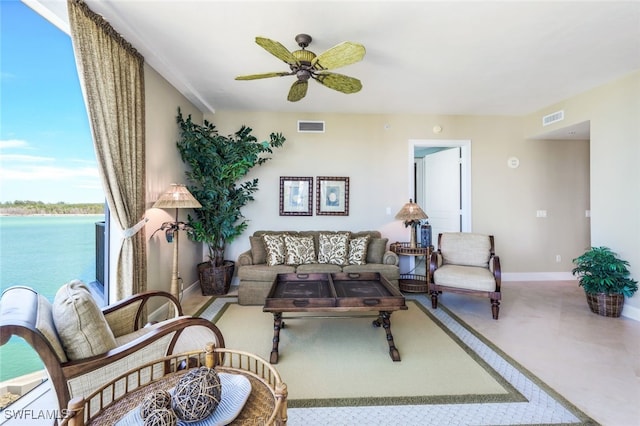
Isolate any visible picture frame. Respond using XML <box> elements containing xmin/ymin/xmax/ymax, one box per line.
<box><xmin>316</xmin><ymin>176</ymin><xmax>349</xmax><ymax>216</ymax></box>
<box><xmin>279</xmin><ymin>177</ymin><xmax>313</xmax><ymax>216</ymax></box>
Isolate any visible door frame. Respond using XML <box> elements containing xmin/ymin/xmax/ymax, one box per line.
<box><xmin>408</xmin><ymin>139</ymin><xmax>472</xmax><ymax>232</ymax></box>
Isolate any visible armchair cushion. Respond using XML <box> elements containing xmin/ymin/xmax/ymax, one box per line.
<box><xmin>433</xmin><ymin>265</ymin><xmax>497</xmax><ymax>291</ymax></box>
<box><xmin>440</xmin><ymin>232</ymin><xmax>491</xmax><ymax>268</ymax></box>
<box><xmin>52</xmin><ymin>280</ymin><xmax>117</xmax><ymax>361</ymax></box>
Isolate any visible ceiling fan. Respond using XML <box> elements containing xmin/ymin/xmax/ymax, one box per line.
<box><xmin>235</xmin><ymin>34</ymin><xmax>366</xmax><ymax>102</ymax></box>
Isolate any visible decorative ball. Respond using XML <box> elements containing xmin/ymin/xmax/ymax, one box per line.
<box><xmin>143</xmin><ymin>408</ymin><xmax>177</xmax><ymax>426</ymax></box>
<box><xmin>172</xmin><ymin>367</ymin><xmax>222</xmax><ymax>421</ymax></box>
<box><xmin>140</xmin><ymin>390</ymin><xmax>172</xmax><ymax>419</ymax></box>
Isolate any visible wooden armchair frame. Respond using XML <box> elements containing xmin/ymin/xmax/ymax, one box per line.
<box><xmin>429</xmin><ymin>233</ymin><xmax>502</xmax><ymax>319</ymax></box>
<box><xmin>0</xmin><ymin>286</ymin><xmax>224</xmax><ymax>413</ymax></box>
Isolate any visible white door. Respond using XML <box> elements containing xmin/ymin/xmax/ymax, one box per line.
<box><xmin>423</xmin><ymin>147</ymin><xmax>461</xmax><ymax>248</ymax></box>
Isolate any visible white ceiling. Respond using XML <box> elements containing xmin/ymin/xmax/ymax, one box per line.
<box><xmin>30</xmin><ymin>0</ymin><xmax>640</xmax><ymax>122</ymax></box>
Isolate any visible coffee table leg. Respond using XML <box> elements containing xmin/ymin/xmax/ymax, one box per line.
<box><xmin>270</xmin><ymin>312</ymin><xmax>283</xmax><ymax>364</ymax></box>
<box><xmin>373</xmin><ymin>311</ymin><xmax>401</xmax><ymax>362</ymax></box>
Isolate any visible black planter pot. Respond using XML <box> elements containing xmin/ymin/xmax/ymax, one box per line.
<box><xmin>197</xmin><ymin>260</ymin><xmax>235</xmax><ymax>295</ymax></box>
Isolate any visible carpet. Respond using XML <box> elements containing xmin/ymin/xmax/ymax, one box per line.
<box><xmin>197</xmin><ymin>295</ymin><xmax>598</xmax><ymax>425</ymax></box>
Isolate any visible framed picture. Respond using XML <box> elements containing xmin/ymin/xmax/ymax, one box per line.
<box><xmin>279</xmin><ymin>177</ymin><xmax>313</xmax><ymax>216</ymax></box>
<box><xmin>316</xmin><ymin>176</ymin><xmax>349</xmax><ymax>216</ymax></box>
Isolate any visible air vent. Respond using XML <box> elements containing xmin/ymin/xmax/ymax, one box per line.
<box><xmin>298</xmin><ymin>120</ymin><xmax>325</xmax><ymax>133</ymax></box>
<box><xmin>542</xmin><ymin>110</ymin><xmax>564</xmax><ymax>126</ymax></box>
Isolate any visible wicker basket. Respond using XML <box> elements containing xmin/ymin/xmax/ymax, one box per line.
<box><xmin>198</xmin><ymin>261</ymin><xmax>235</xmax><ymax>295</ymax></box>
<box><xmin>585</xmin><ymin>292</ymin><xmax>624</xmax><ymax>317</ymax></box>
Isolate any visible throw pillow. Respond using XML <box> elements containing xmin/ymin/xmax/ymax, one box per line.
<box><xmin>249</xmin><ymin>236</ymin><xmax>267</xmax><ymax>264</ymax></box>
<box><xmin>317</xmin><ymin>232</ymin><xmax>350</xmax><ymax>265</ymax></box>
<box><xmin>263</xmin><ymin>234</ymin><xmax>286</xmax><ymax>266</ymax></box>
<box><xmin>52</xmin><ymin>280</ymin><xmax>117</xmax><ymax>361</ymax></box>
<box><xmin>366</xmin><ymin>238</ymin><xmax>389</xmax><ymax>264</ymax></box>
<box><xmin>348</xmin><ymin>235</ymin><xmax>370</xmax><ymax>265</ymax></box>
<box><xmin>284</xmin><ymin>235</ymin><xmax>317</xmax><ymax>265</ymax></box>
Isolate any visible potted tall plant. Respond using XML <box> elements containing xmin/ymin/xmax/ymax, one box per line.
<box><xmin>571</xmin><ymin>246</ymin><xmax>638</xmax><ymax>317</ymax></box>
<box><xmin>176</xmin><ymin>110</ymin><xmax>285</xmax><ymax>295</ymax></box>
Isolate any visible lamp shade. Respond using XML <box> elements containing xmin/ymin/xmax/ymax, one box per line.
<box><xmin>394</xmin><ymin>199</ymin><xmax>428</xmax><ymax>223</ymax></box>
<box><xmin>153</xmin><ymin>184</ymin><xmax>202</xmax><ymax>209</ymax></box>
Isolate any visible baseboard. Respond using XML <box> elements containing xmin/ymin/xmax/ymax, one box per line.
<box><xmin>621</xmin><ymin>303</ymin><xmax>640</xmax><ymax>321</ymax></box>
<box><xmin>502</xmin><ymin>272</ymin><xmax>576</xmax><ymax>281</ymax></box>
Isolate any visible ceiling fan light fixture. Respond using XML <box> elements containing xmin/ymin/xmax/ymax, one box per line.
<box><xmin>236</xmin><ymin>33</ymin><xmax>365</xmax><ymax>102</ymax></box>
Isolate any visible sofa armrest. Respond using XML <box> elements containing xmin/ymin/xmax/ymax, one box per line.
<box><xmin>382</xmin><ymin>250</ymin><xmax>399</xmax><ymax>266</ymax></box>
<box><xmin>237</xmin><ymin>250</ymin><xmax>254</xmax><ymax>266</ymax></box>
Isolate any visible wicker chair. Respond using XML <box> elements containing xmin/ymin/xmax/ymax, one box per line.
<box><xmin>0</xmin><ymin>284</ymin><xmax>224</xmax><ymax>413</ymax></box>
<box><xmin>429</xmin><ymin>232</ymin><xmax>502</xmax><ymax>319</ymax></box>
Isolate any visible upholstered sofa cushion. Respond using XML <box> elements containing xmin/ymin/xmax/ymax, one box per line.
<box><xmin>249</xmin><ymin>236</ymin><xmax>267</xmax><ymax>265</ymax></box>
<box><xmin>52</xmin><ymin>280</ymin><xmax>117</xmax><ymax>361</ymax></box>
<box><xmin>366</xmin><ymin>238</ymin><xmax>389</xmax><ymax>264</ymax></box>
<box><xmin>348</xmin><ymin>235</ymin><xmax>369</xmax><ymax>265</ymax></box>
<box><xmin>318</xmin><ymin>232</ymin><xmax>350</xmax><ymax>265</ymax></box>
<box><xmin>440</xmin><ymin>232</ymin><xmax>491</xmax><ymax>268</ymax></box>
<box><xmin>284</xmin><ymin>235</ymin><xmax>317</xmax><ymax>265</ymax></box>
<box><xmin>263</xmin><ymin>234</ymin><xmax>287</xmax><ymax>266</ymax></box>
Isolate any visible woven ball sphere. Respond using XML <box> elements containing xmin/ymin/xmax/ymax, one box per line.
<box><xmin>143</xmin><ymin>408</ymin><xmax>177</xmax><ymax>426</ymax></box>
<box><xmin>140</xmin><ymin>390</ymin><xmax>172</xmax><ymax>419</ymax></box>
<box><xmin>172</xmin><ymin>367</ymin><xmax>222</xmax><ymax>421</ymax></box>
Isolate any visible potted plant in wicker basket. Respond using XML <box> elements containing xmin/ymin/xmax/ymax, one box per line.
<box><xmin>176</xmin><ymin>109</ymin><xmax>285</xmax><ymax>295</ymax></box>
<box><xmin>571</xmin><ymin>246</ymin><xmax>638</xmax><ymax>317</ymax></box>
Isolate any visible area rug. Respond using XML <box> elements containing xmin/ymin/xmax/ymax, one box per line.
<box><xmin>197</xmin><ymin>294</ymin><xmax>598</xmax><ymax>425</ymax></box>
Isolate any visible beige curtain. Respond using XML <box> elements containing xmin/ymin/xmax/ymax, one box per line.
<box><xmin>68</xmin><ymin>0</ymin><xmax>147</xmax><ymax>300</ymax></box>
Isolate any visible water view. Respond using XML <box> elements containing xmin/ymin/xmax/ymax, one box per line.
<box><xmin>0</xmin><ymin>215</ymin><xmax>104</xmax><ymax>382</ymax></box>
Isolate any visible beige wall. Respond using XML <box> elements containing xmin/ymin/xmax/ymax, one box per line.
<box><xmin>203</xmin><ymin>111</ymin><xmax>589</xmax><ymax>278</ymax></box>
<box><xmin>141</xmin><ymin>65</ymin><xmax>204</xmax><ymax>297</ymax></box>
<box><xmin>141</xmin><ymin>66</ymin><xmax>637</xmax><ymax>319</ymax></box>
<box><xmin>524</xmin><ymin>70</ymin><xmax>640</xmax><ymax>315</ymax></box>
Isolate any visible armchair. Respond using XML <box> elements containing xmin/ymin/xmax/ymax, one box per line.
<box><xmin>429</xmin><ymin>232</ymin><xmax>502</xmax><ymax>319</ymax></box>
<box><xmin>0</xmin><ymin>282</ymin><xmax>224</xmax><ymax>413</ymax></box>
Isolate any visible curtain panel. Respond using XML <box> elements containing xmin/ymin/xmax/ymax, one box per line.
<box><xmin>67</xmin><ymin>0</ymin><xmax>147</xmax><ymax>300</ymax></box>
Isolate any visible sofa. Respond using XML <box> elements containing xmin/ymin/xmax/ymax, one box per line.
<box><xmin>237</xmin><ymin>230</ymin><xmax>400</xmax><ymax>305</ymax></box>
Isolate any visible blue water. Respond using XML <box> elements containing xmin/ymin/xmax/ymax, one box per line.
<box><xmin>0</xmin><ymin>215</ymin><xmax>104</xmax><ymax>382</ymax></box>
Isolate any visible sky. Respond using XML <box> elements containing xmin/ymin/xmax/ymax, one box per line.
<box><xmin>0</xmin><ymin>0</ymin><xmax>104</xmax><ymax>203</ymax></box>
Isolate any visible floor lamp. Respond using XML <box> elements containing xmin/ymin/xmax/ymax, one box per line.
<box><xmin>395</xmin><ymin>199</ymin><xmax>428</xmax><ymax>248</ymax></box>
<box><xmin>152</xmin><ymin>184</ymin><xmax>202</xmax><ymax>314</ymax></box>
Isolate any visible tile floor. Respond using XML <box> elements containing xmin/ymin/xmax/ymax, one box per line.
<box><xmin>3</xmin><ymin>280</ymin><xmax>639</xmax><ymax>425</ymax></box>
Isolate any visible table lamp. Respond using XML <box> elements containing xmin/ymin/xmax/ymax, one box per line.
<box><xmin>395</xmin><ymin>199</ymin><xmax>428</xmax><ymax>248</ymax></box>
<box><xmin>152</xmin><ymin>184</ymin><xmax>202</xmax><ymax>307</ymax></box>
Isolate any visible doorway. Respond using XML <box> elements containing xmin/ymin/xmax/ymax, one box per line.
<box><xmin>409</xmin><ymin>139</ymin><xmax>472</xmax><ymax>249</ymax></box>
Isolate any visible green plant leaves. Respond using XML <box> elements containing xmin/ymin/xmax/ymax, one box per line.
<box><xmin>176</xmin><ymin>109</ymin><xmax>286</xmax><ymax>265</ymax></box>
<box><xmin>571</xmin><ymin>246</ymin><xmax>638</xmax><ymax>297</ymax></box>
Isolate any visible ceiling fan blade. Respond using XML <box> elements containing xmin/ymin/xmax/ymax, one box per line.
<box><xmin>313</xmin><ymin>72</ymin><xmax>362</xmax><ymax>94</ymax></box>
<box><xmin>235</xmin><ymin>71</ymin><xmax>292</xmax><ymax>80</ymax></box>
<box><xmin>255</xmin><ymin>37</ymin><xmax>299</xmax><ymax>65</ymax></box>
<box><xmin>312</xmin><ymin>41</ymin><xmax>366</xmax><ymax>70</ymax></box>
<box><xmin>287</xmin><ymin>80</ymin><xmax>308</xmax><ymax>102</ymax></box>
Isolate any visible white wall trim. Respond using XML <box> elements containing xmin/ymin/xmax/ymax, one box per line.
<box><xmin>621</xmin><ymin>303</ymin><xmax>640</xmax><ymax>321</ymax></box>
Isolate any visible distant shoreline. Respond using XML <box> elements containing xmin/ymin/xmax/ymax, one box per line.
<box><xmin>0</xmin><ymin>202</ymin><xmax>104</xmax><ymax>216</ymax></box>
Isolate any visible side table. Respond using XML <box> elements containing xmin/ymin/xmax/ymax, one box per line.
<box><xmin>390</xmin><ymin>242</ymin><xmax>432</xmax><ymax>293</ymax></box>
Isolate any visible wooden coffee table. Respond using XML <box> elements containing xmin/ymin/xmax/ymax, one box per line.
<box><xmin>263</xmin><ymin>272</ymin><xmax>408</xmax><ymax>363</ymax></box>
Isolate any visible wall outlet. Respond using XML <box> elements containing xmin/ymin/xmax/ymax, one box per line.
<box><xmin>386</xmin><ymin>207</ymin><xmax>391</xmax><ymax>215</ymax></box>
<box><xmin>556</xmin><ymin>255</ymin><xmax>562</xmax><ymax>262</ymax></box>
<box><xmin>536</xmin><ymin>210</ymin><xmax>547</xmax><ymax>218</ymax></box>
